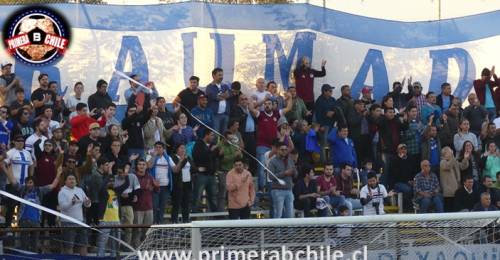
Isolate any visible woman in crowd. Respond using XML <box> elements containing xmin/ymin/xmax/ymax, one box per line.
<box><xmin>439</xmin><ymin>146</ymin><xmax>461</xmax><ymax>212</ymax></box>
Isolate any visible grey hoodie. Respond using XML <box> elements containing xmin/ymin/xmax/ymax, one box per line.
<box><xmin>58</xmin><ymin>185</ymin><xmax>90</xmax><ymax>222</ymax></box>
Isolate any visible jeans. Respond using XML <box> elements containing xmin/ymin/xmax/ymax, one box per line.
<box><xmin>120</xmin><ymin>206</ymin><xmax>134</xmax><ymax>246</ymax></box>
<box><xmin>256</xmin><ymin>145</ymin><xmax>271</xmax><ymax>190</ymax></box>
<box><xmin>153</xmin><ymin>185</ymin><xmax>170</xmax><ymax>224</ymax></box>
<box><xmin>417</xmin><ymin>195</ymin><xmax>444</xmax><ymax>213</ymax></box>
<box><xmin>133</xmin><ymin>210</ymin><xmax>153</xmax><ymax>248</ymax></box>
<box><xmin>213</xmin><ymin>113</ymin><xmax>229</xmax><ymax>134</ymax></box>
<box><xmin>97</xmin><ymin>221</ymin><xmax>120</xmax><ymax>257</ymax></box>
<box><xmin>395</xmin><ymin>182</ymin><xmax>413</xmax><ymax>210</ymax></box>
<box><xmin>193</xmin><ymin>174</ymin><xmax>218</xmax><ymax>212</ymax></box>
<box><xmin>271</xmin><ymin>189</ymin><xmax>294</xmax><ymax>218</ymax></box>
<box><xmin>321</xmin><ymin>195</ymin><xmax>346</xmax><ymax>216</ymax></box>
<box><xmin>344</xmin><ymin>198</ymin><xmax>362</xmax><ymax>216</ymax></box>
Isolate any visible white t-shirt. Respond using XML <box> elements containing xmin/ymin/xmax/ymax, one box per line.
<box><xmin>25</xmin><ymin>133</ymin><xmax>47</xmax><ymax>158</ymax></box>
<box><xmin>179</xmin><ymin>156</ymin><xmax>191</xmax><ymax>183</ymax></box>
<box><xmin>360</xmin><ymin>184</ymin><xmax>388</xmax><ymax>215</ymax></box>
<box><xmin>154</xmin><ymin>155</ymin><xmax>176</xmax><ymax>186</ymax></box>
<box><xmin>216</xmin><ymin>84</ymin><xmax>227</xmax><ymax>114</ymax></box>
<box><xmin>4</xmin><ymin>148</ymin><xmax>33</xmax><ymax>185</ymax></box>
<box><xmin>65</xmin><ymin>95</ymin><xmax>88</xmax><ymax>111</ymax></box>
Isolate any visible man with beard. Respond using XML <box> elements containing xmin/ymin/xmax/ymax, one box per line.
<box><xmin>360</xmin><ymin>172</ymin><xmax>394</xmax><ymax>215</ymax></box>
<box><xmin>31</xmin><ymin>74</ymin><xmax>56</xmax><ymax>116</ymax></box>
<box><xmin>25</xmin><ymin>118</ymin><xmax>48</xmax><ymax>157</ymax></box>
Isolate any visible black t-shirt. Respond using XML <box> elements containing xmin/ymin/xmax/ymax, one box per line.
<box><xmin>178</xmin><ymin>88</ymin><xmax>204</xmax><ymax>112</ymax></box>
<box><xmin>31</xmin><ymin>88</ymin><xmax>56</xmax><ymax>116</ymax></box>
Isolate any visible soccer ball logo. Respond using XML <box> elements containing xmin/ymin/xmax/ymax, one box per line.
<box><xmin>3</xmin><ymin>6</ymin><xmax>71</xmax><ymax>66</ymax></box>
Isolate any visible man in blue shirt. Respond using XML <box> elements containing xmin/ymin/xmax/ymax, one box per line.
<box><xmin>191</xmin><ymin>94</ymin><xmax>214</xmax><ymax>138</ymax></box>
<box><xmin>327</xmin><ymin>125</ymin><xmax>357</xmax><ymax>169</ymax></box>
<box><xmin>206</xmin><ymin>68</ymin><xmax>231</xmax><ymax>134</ymax></box>
<box><xmin>436</xmin><ymin>82</ymin><xmax>455</xmax><ymax>112</ymax></box>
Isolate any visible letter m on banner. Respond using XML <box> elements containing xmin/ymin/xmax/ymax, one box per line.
<box><xmin>263</xmin><ymin>32</ymin><xmax>316</xmax><ymax>89</ymax></box>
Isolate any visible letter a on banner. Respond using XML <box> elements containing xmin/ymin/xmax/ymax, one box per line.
<box><xmin>108</xmin><ymin>36</ymin><xmax>149</xmax><ymax>102</ymax></box>
<box><xmin>351</xmin><ymin>49</ymin><xmax>389</xmax><ymax>102</ymax></box>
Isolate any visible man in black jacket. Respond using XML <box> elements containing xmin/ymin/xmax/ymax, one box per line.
<box><xmin>230</xmin><ymin>94</ymin><xmax>257</xmax><ymax>174</ymax></box>
<box><xmin>389</xmin><ymin>144</ymin><xmax>416</xmax><ymax>210</ymax></box>
<box><xmin>121</xmin><ymin>104</ymin><xmax>149</xmax><ymax>158</ymax></box>
<box><xmin>192</xmin><ymin>129</ymin><xmax>218</xmax><ymax>212</ymax></box>
<box><xmin>436</xmin><ymin>82</ymin><xmax>455</xmax><ymax>112</ymax></box>
<box><xmin>454</xmin><ymin>175</ymin><xmax>480</xmax><ymax>212</ymax></box>
<box><xmin>88</xmin><ymin>79</ymin><xmax>112</xmax><ymax>112</ymax></box>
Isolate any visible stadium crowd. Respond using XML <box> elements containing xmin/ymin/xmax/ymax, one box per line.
<box><xmin>0</xmin><ymin>57</ymin><xmax>500</xmax><ymax>255</ymax></box>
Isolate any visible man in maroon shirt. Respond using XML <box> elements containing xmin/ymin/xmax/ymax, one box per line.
<box><xmin>293</xmin><ymin>56</ymin><xmax>326</xmax><ymax>114</ymax></box>
<box><xmin>132</xmin><ymin>159</ymin><xmax>158</xmax><ymax>247</ymax></box>
<box><xmin>316</xmin><ymin>163</ymin><xmax>346</xmax><ymax>216</ymax></box>
<box><xmin>335</xmin><ymin>163</ymin><xmax>361</xmax><ymax>215</ymax></box>
<box><xmin>248</xmin><ymin>96</ymin><xmax>292</xmax><ymax>191</ymax></box>
<box><xmin>473</xmin><ymin>67</ymin><xmax>500</xmax><ymax>120</ymax></box>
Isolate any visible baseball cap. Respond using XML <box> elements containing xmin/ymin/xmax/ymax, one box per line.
<box><xmin>1</xmin><ymin>62</ymin><xmax>12</xmax><ymax>69</ymax></box>
<box><xmin>89</xmin><ymin>122</ymin><xmax>100</xmax><ymax>130</ymax></box>
<box><xmin>397</xmin><ymin>143</ymin><xmax>407</xmax><ymax>150</ymax></box>
<box><xmin>198</xmin><ymin>94</ymin><xmax>207</xmax><ymax>100</ymax></box>
<box><xmin>321</xmin><ymin>84</ymin><xmax>334</xmax><ymax>92</ymax></box>
<box><xmin>361</xmin><ymin>86</ymin><xmax>373</xmax><ymax>94</ymax></box>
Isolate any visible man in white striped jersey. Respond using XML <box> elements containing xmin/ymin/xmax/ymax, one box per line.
<box><xmin>1</xmin><ymin>135</ymin><xmax>34</xmax><ymax>227</ymax></box>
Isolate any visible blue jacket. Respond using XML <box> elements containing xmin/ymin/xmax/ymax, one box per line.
<box><xmin>206</xmin><ymin>83</ymin><xmax>231</xmax><ymax>115</ymax></box>
<box><xmin>314</xmin><ymin>95</ymin><xmax>336</xmax><ymax>127</ymax></box>
<box><xmin>191</xmin><ymin>106</ymin><xmax>214</xmax><ymax>137</ymax></box>
<box><xmin>150</xmin><ymin>152</ymin><xmax>174</xmax><ymax>192</ymax></box>
<box><xmin>327</xmin><ymin>127</ymin><xmax>358</xmax><ymax>168</ymax></box>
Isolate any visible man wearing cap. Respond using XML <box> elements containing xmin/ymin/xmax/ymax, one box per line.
<box><xmin>360</xmin><ymin>86</ymin><xmax>375</xmax><ymax>108</ymax></box>
<box><xmin>0</xmin><ymin>62</ymin><xmax>21</xmax><ymax>106</ymax></box>
<box><xmin>315</xmin><ymin>84</ymin><xmax>338</xmax><ymax>163</ymax></box>
<box><xmin>2</xmin><ymin>135</ymin><xmax>34</xmax><ymax>227</ymax></box>
<box><xmin>293</xmin><ymin>57</ymin><xmax>326</xmax><ymax>114</ymax></box>
<box><xmin>389</xmin><ymin>143</ymin><xmax>416</xmax><ymax>210</ymax></box>
<box><xmin>78</xmin><ymin>122</ymin><xmax>102</xmax><ymax>162</ymax></box>
<box><xmin>409</xmin><ymin>81</ymin><xmax>426</xmax><ymax>121</ymax></box>
<box><xmin>191</xmin><ymin>93</ymin><xmax>214</xmax><ymax>137</ymax></box>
